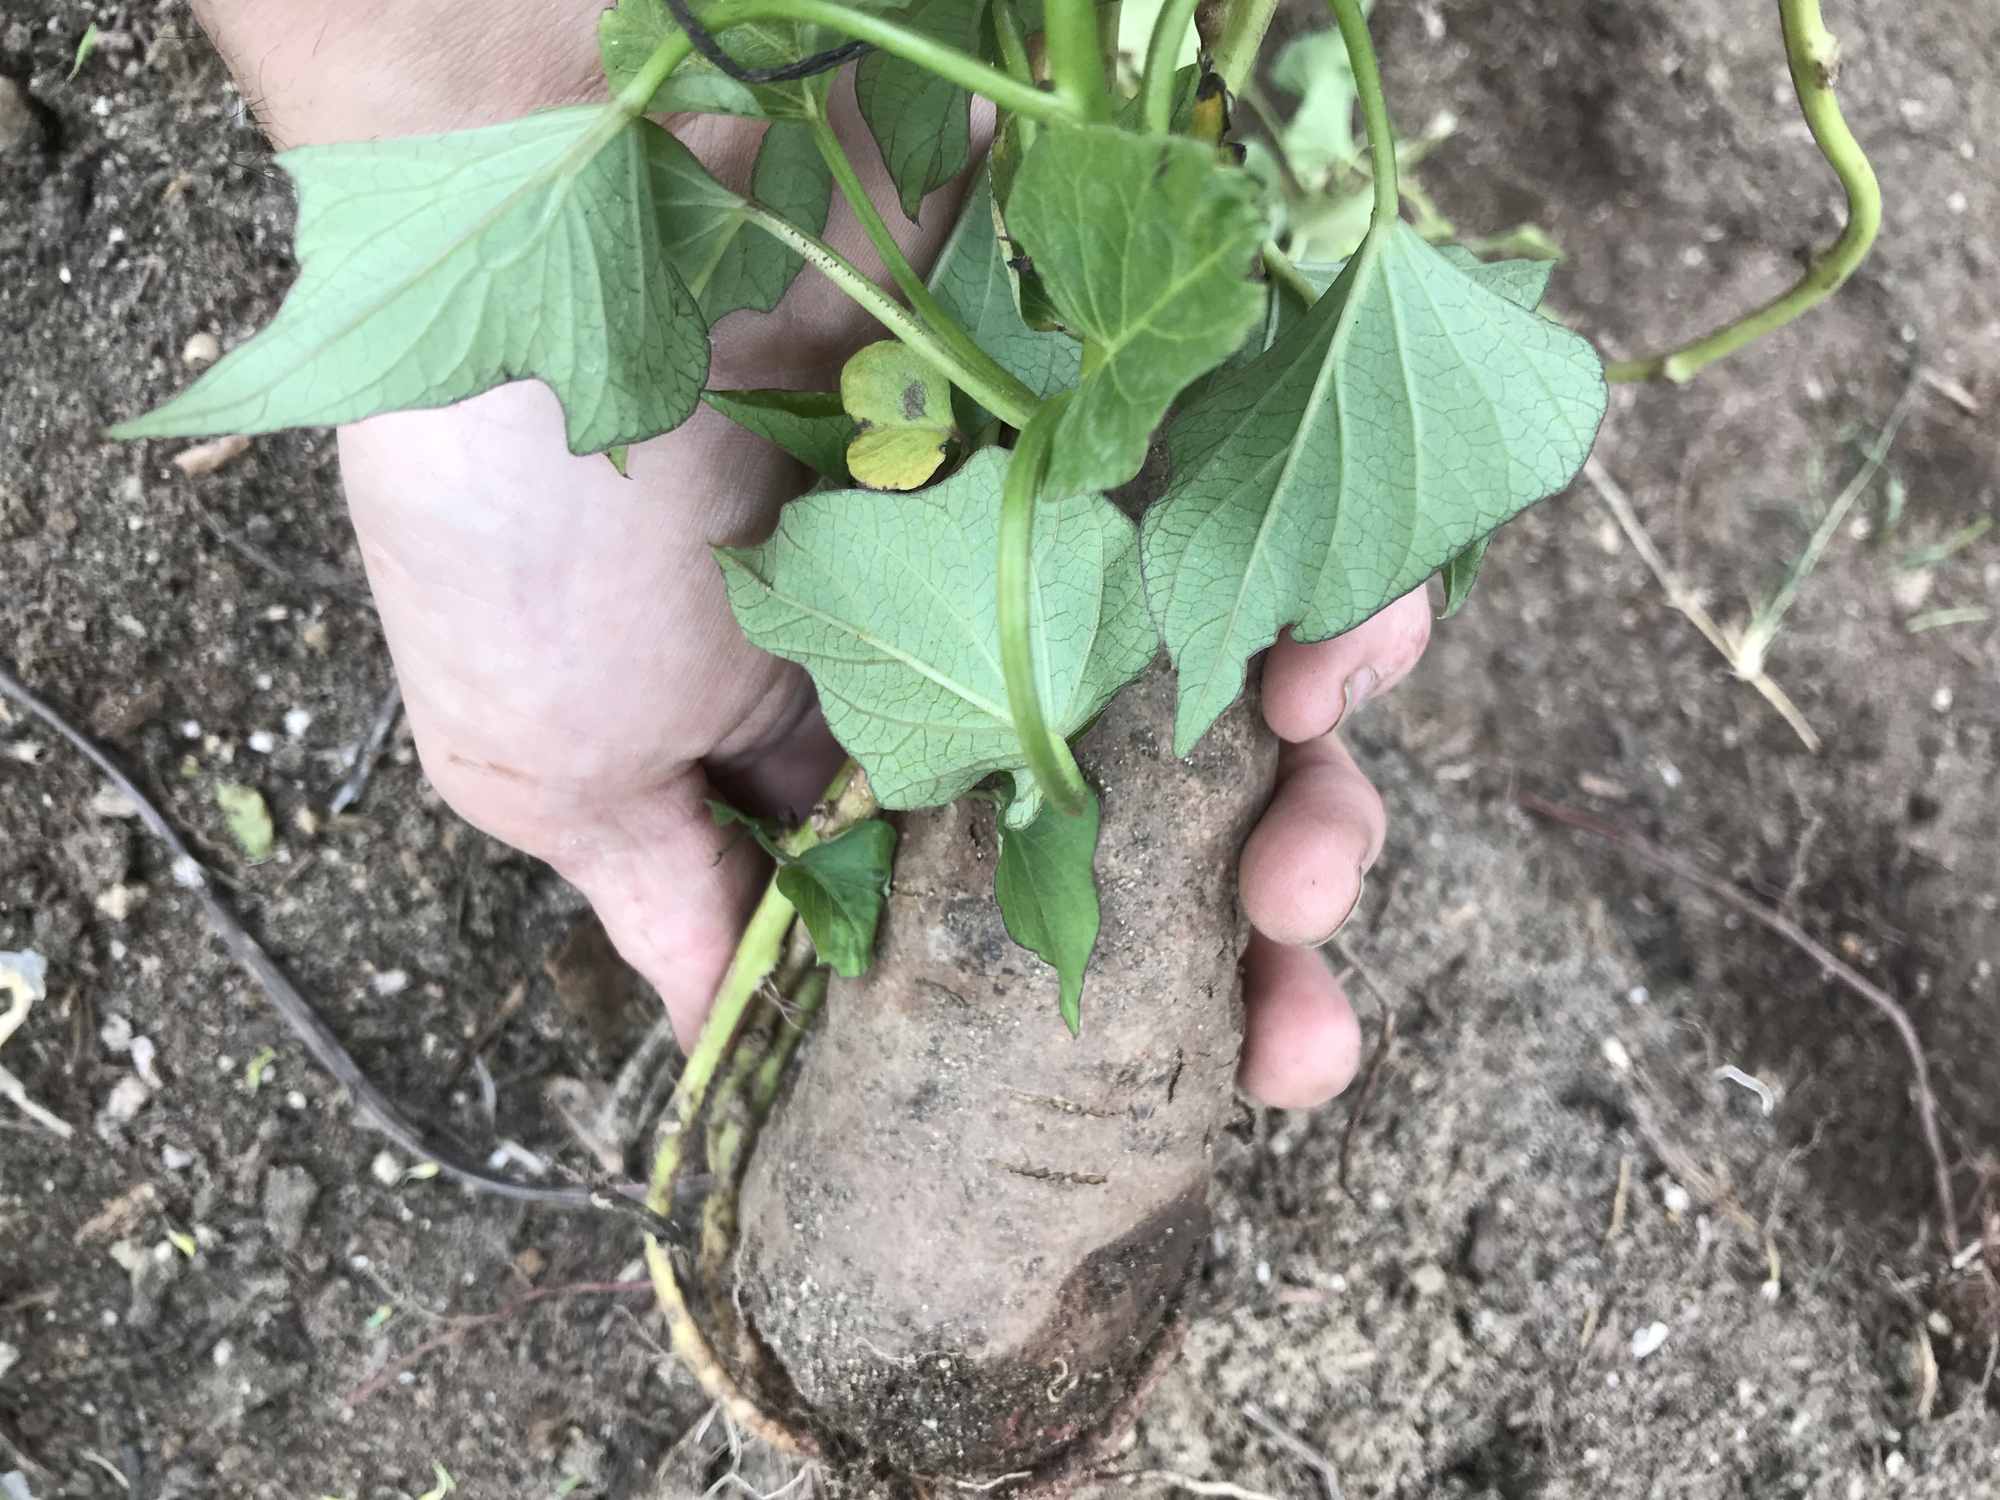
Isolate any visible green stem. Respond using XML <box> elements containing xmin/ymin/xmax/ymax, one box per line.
<box><xmin>1262</xmin><ymin>239</ymin><xmax>1319</xmax><ymax>306</ymax></box>
<box><xmin>1327</xmin><ymin>0</ymin><xmax>1397</xmax><ymax>223</ymax></box>
<box><xmin>806</xmin><ymin>117</ymin><xmax>1029</xmax><ymax>417</ymax></box>
<box><xmin>645</xmin><ymin>762</ymin><xmax>874</xmax><ymax>1215</ymax></box>
<box><xmin>1044</xmin><ymin>0</ymin><xmax>1113</xmax><ymax>120</ymax></box>
<box><xmin>1211</xmin><ymin>0</ymin><xmax>1282</xmax><ymax>94</ymax></box>
<box><xmin>1604</xmin><ymin>0</ymin><xmax>1880</xmax><ymax>385</ymax></box>
<box><xmin>1140</xmin><ymin>0</ymin><xmax>1202</xmax><ymax>134</ymax></box>
<box><xmin>997</xmin><ymin>400</ymin><xmax>1091</xmax><ymax>818</ymax></box>
<box><xmin>743</xmin><ymin>204</ymin><xmax>1037</xmax><ymax>428</ymax></box>
<box><xmin>625</xmin><ymin>0</ymin><xmax>1079</xmax><ymax>126</ymax></box>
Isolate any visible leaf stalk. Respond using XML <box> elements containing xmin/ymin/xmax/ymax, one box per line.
<box><xmin>998</xmin><ymin>400</ymin><xmax>1093</xmax><ymax>818</ymax></box>
<box><xmin>1326</xmin><ymin>0</ymin><xmax>1397</xmax><ymax>223</ymax></box>
<box><xmin>1604</xmin><ymin>0</ymin><xmax>1880</xmax><ymax>384</ymax></box>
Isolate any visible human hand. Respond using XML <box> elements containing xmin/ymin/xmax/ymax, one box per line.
<box><xmin>193</xmin><ymin>0</ymin><xmax>1432</xmax><ymax>1108</ymax></box>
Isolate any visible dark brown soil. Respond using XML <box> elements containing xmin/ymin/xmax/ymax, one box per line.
<box><xmin>3</xmin><ymin>1</ymin><xmax>1996</xmax><ymax>1498</ymax></box>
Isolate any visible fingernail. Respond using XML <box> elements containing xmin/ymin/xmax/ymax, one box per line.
<box><xmin>1339</xmin><ymin>666</ymin><xmax>1379</xmax><ymax>727</ymax></box>
<box><xmin>1311</xmin><ymin>873</ymin><xmax>1367</xmax><ymax>947</ymax></box>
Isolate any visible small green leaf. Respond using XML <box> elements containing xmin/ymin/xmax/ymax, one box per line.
<box><xmin>605</xmin><ymin>446</ymin><xmax>631</xmax><ymax>478</ymax></box>
<box><xmin>110</xmin><ymin>108</ymin><xmax>711</xmax><ymax>455</ymax></box>
<box><xmin>856</xmin><ymin>0</ymin><xmax>983</xmax><ymax>220</ymax></box>
<box><xmin>840</xmin><ymin>341</ymin><xmax>959</xmax><ymax>490</ymax></box>
<box><xmin>241</xmin><ymin>1046</ymin><xmax>276</xmax><ymax>1094</ymax></box>
<box><xmin>70</xmin><ymin>21</ymin><xmax>101</xmax><ymax>80</ymax></box>
<box><xmin>364</xmin><ymin>1303</ymin><xmax>396</xmax><ymax>1332</ymax></box>
<box><xmin>705</xmin><ymin>389</ymin><xmax>853</xmax><ymax>480</ymax></box>
<box><xmin>928</xmin><ymin>170</ymin><xmax>1082</xmax><ymax>416</ymax></box>
<box><xmin>717</xmin><ymin>447</ymin><xmax>1154</xmax><ymax>821</ymax></box>
<box><xmin>1437</xmin><ymin>535</ymin><xmax>1490</xmax><ymax>618</ymax></box>
<box><xmin>777</xmin><ymin>820</ymin><xmax>898</xmax><ymax>977</ymax></box>
<box><xmin>1272</xmin><ymin>28</ymin><xmax>1364</xmax><ymax>187</ymax></box>
<box><xmin>994</xmin><ymin>782</ymin><xmax>1102</xmax><ymax>1034</ymax></box>
<box><xmin>1005</xmin><ymin>124</ymin><xmax>1268</xmax><ymax>498</ymax></box>
<box><xmin>707</xmin><ymin>799</ymin><xmax>790</xmax><ymax>861</ymax></box>
<box><xmin>658</xmin><ymin>119</ymin><xmax>832</xmax><ymax>324</ymax></box>
<box><xmin>216</xmin><ymin>782</ymin><xmax>275</xmax><ymax>863</ymax></box>
<box><xmin>417</xmin><ymin>1463</ymin><xmax>456</xmax><ymax>1500</ymax></box>
<box><xmin>1145</xmin><ymin>222</ymin><xmax>1606</xmax><ymax>753</ymax></box>
<box><xmin>166</xmin><ymin>1228</ymin><xmax>198</xmax><ymax>1259</ymax></box>
<box><xmin>597</xmin><ymin>0</ymin><xmax>837</xmax><ymax>118</ymax></box>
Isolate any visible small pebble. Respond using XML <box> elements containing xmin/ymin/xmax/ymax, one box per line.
<box><xmin>181</xmin><ymin>331</ymin><xmax>221</xmax><ymax>367</ymax></box>
<box><xmin>161</xmin><ymin>1145</ymin><xmax>195</xmax><ymax>1171</ymax></box>
<box><xmin>283</xmin><ymin>708</ymin><xmax>313</xmax><ymax>739</ymax></box>
<box><xmin>369</xmin><ymin>1151</ymin><xmax>401</xmax><ymax>1187</ymax></box>
<box><xmin>371</xmin><ymin>969</ymin><xmax>410</xmax><ymax>997</ymax></box>
<box><xmin>100</xmin><ymin>1075</ymin><xmax>150</xmax><ymax>1126</ymax></box>
<box><xmin>247</xmin><ymin>730</ymin><xmax>277</xmax><ymax>754</ymax></box>
<box><xmin>1632</xmin><ymin>1321</ymin><xmax>1670</xmax><ymax>1360</ymax></box>
<box><xmin>1601</xmin><ymin>1036</ymin><xmax>1633</xmax><ymax>1074</ymax></box>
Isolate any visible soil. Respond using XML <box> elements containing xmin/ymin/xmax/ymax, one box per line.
<box><xmin>3</xmin><ymin>1</ymin><xmax>1996</xmax><ymax>1498</ymax></box>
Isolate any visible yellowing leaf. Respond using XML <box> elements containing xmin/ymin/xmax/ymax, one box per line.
<box><xmin>215</xmin><ymin>782</ymin><xmax>275</xmax><ymax>863</ymax></box>
<box><xmin>839</xmin><ymin>341</ymin><xmax>958</xmax><ymax>490</ymax></box>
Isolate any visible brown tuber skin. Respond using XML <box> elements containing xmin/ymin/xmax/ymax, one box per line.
<box><xmin>730</xmin><ymin>666</ymin><xmax>1279</xmax><ymax>1485</ymax></box>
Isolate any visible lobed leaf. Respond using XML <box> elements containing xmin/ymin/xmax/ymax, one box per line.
<box><xmin>1004</xmin><ymin>124</ymin><xmax>1269</xmax><ymax>499</ymax></box>
<box><xmin>110</xmin><ymin>108</ymin><xmax>715</xmax><ymax>455</ymax></box>
<box><xmin>716</xmin><ymin>447</ymin><xmax>1154</xmax><ymax>823</ymax></box>
<box><xmin>1144</xmin><ymin>222</ymin><xmax>1606</xmax><ymax>753</ymax></box>
<box><xmin>993</xmin><ymin>781</ymin><xmax>1102</xmax><ymax>1034</ymax></box>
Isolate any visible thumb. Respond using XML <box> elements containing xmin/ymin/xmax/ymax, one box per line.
<box><xmin>552</xmin><ymin>768</ymin><xmax>770</xmax><ymax>1046</ymax></box>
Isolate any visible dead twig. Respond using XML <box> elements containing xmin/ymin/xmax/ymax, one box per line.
<box><xmin>0</xmin><ymin>658</ymin><xmax>672</xmax><ymax>1232</ymax></box>
<box><xmin>1521</xmin><ymin>793</ymin><xmax>1961</xmax><ymax>1256</ymax></box>
<box><xmin>328</xmin><ymin>680</ymin><xmax>403</xmax><ymax>816</ymax></box>
<box><xmin>341</xmin><ymin>1278</ymin><xmax>649</xmax><ymax>1406</ymax></box>
<box><xmin>1</xmin><ymin>950</ymin><xmax>73</xmax><ymax>1139</ymax></box>
<box><xmin>1094</xmin><ymin>1473</ymin><xmax>1281</xmax><ymax>1500</ymax></box>
<box><xmin>1242</xmin><ymin>1403</ymin><xmax>1344</xmax><ymax>1500</ymax></box>
<box><xmin>1582</xmin><ymin>457</ymin><xmax>1821</xmax><ymax>751</ymax></box>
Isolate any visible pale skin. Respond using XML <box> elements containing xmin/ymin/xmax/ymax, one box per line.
<box><xmin>193</xmin><ymin>0</ymin><xmax>1433</xmax><ymax>1109</ymax></box>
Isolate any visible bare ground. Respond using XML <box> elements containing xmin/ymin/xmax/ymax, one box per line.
<box><xmin>3</xmin><ymin>1</ymin><xmax>1996</xmax><ymax>1496</ymax></box>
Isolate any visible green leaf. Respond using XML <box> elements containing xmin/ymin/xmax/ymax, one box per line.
<box><xmin>717</xmin><ymin>447</ymin><xmax>1154</xmax><ymax>822</ymax></box>
<box><xmin>597</xmin><ymin>0</ymin><xmax>840</xmax><ymax>119</ymax></box>
<box><xmin>703</xmin><ymin>389</ymin><xmax>853</xmax><ymax>481</ymax></box>
<box><xmin>1005</xmin><ymin>124</ymin><xmax>1268</xmax><ymax>498</ymax></box>
<box><xmin>840</xmin><ymin>341</ymin><xmax>959</xmax><ymax>490</ymax></box>
<box><xmin>993</xmin><ymin>782</ymin><xmax>1102</xmax><ymax>1034</ymax></box>
<box><xmin>110</xmin><ymin>108</ymin><xmax>710</xmax><ymax>455</ymax></box>
<box><xmin>1145</xmin><ymin>221</ymin><xmax>1606</xmax><ymax>753</ymax></box>
<box><xmin>70</xmin><ymin>21</ymin><xmax>100</xmax><ymax>80</ymax></box>
<box><xmin>856</xmin><ymin>0</ymin><xmax>983</xmax><ymax>221</ymax></box>
<box><xmin>215</xmin><ymin>782</ymin><xmax>275</xmax><ymax>863</ymax></box>
<box><xmin>657</xmin><ymin>119</ymin><xmax>832</xmax><ymax>324</ymax></box>
<box><xmin>777</xmin><ymin>820</ymin><xmax>898</xmax><ymax>977</ymax></box>
<box><xmin>605</xmin><ymin>445</ymin><xmax>631</xmax><ymax>477</ymax></box>
<box><xmin>1437</xmin><ymin>534</ymin><xmax>1489</xmax><ymax>618</ymax></box>
<box><xmin>1272</xmin><ymin>29</ymin><xmax>1363</xmax><ymax>187</ymax></box>
<box><xmin>926</xmin><ymin>170</ymin><xmax>1082</xmax><ymax>430</ymax></box>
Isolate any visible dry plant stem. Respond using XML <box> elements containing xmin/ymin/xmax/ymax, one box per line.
<box><xmin>1520</xmin><ymin>793</ymin><xmax>1962</xmax><ymax>1256</ymax></box>
<box><xmin>329</xmin><ymin>679</ymin><xmax>404</xmax><ymax>816</ymax></box>
<box><xmin>0</xmin><ymin>657</ymin><xmax>664</xmax><ymax>1223</ymax></box>
<box><xmin>1605</xmin><ymin>0</ymin><xmax>1880</xmax><ymax>384</ymax></box>
<box><xmin>1242</xmin><ymin>1403</ymin><xmax>1345</xmax><ymax>1500</ymax></box>
<box><xmin>1098</xmin><ymin>1474</ymin><xmax>1281</xmax><ymax>1500</ymax></box>
<box><xmin>1581</xmin><ymin>455</ymin><xmax>1823</xmax><ymax>752</ymax></box>
<box><xmin>342</xmin><ymin>1279</ymin><xmax>650</xmax><ymax>1407</ymax></box>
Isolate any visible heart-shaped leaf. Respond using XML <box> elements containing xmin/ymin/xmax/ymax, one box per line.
<box><xmin>717</xmin><ymin>447</ymin><xmax>1155</xmax><ymax>822</ymax></box>
<box><xmin>654</xmin><ymin>118</ymin><xmax>832</xmax><ymax>324</ymax></box>
<box><xmin>1143</xmin><ymin>221</ymin><xmax>1606</xmax><ymax>753</ymax></box>
<box><xmin>703</xmin><ymin>388</ymin><xmax>853</xmax><ymax>481</ymax></box>
<box><xmin>779</xmin><ymin>820</ymin><xmax>899</xmax><ymax>977</ymax></box>
<box><xmin>993</xmin><ymin>781</ymin><xmax>1102</xmax><ymax>1033</ymax></box>
<box><xmin>839</xmin><ymin>341</ymin><xmax>959</xmax><ymax>490</ymax></box>
<box><xmin>855</xmin><ymin>0</ymin><xmax>983</xmax><ymax>220</ymax></box>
